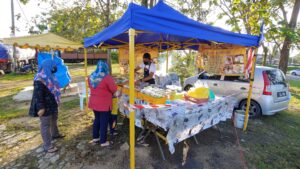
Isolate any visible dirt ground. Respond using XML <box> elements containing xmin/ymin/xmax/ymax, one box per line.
<box><xmin>0</xmin><ymin>64</ymin><xmax>299</xmax><ymax>169</ymax></box>
<box><xmin>0</xmin><ymin>99</ymin><xmax>245</xmax><ymax>169</ymax></box>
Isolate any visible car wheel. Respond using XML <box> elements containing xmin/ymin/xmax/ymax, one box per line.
<box><xmin>239</xmin><ymin>100</ymin><xmax>262</xmax><ymax>119</ymax></box>
<box><xmin>184</xmin><ymin>84</ymin><xmax>193</xmax><ymax>91</ymax></box>
<box><xmin>292</xmin><ymin>72</ymin><xmax>296</xmax><ymax>76</ymax></box>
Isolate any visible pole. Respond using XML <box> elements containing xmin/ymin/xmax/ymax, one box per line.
<box><xmin>84</xmin><ymin>48</ymin><xmax>89</xmax><ymax>113</ymax></box>
<box><xmin>11</xmin><ymin>0</ymin><xmax>17</xmax><ymax>72</ymax></box>
<box><xmin>243</xmin><ymin>48</ymin><xmax>257</xmax><ymax>131</ymax></box>
<box><xmin>11</xmin><ymin>0</ymin><xmax>15</xmax><ymax>36</ymax></box>
<box><xmin>129</xmin><ymin>28</ymin><xmax>136</xmax><ymax>169</ymax></box>
<box><xmin>107</xmin><ymin>49</ymin><xmax>112</xmax><ymax>75</ymax></box>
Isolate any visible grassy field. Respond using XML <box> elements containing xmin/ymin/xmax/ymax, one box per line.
<box><xmin>0</xmin><ymin>73</ymin><xmax>34</xmax><ymax>82</ymax></box>
<box><xmin>264</xmin><ymin>65</ymin><xmax>300</xmax><ymax>72</ymax></box>
<box><xmin>243</xmin><ymin>79</ymin><xmax>300</xmax><ymax>168</ymax></box>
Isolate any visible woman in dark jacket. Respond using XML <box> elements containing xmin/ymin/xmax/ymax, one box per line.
<box><xmin>29</xmin><ymin>59</ymin><xmax>64</xmax><ymax>153</ymax></box>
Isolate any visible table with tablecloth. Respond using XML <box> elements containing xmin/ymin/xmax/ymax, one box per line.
<box><xmin>118</xmin><ymin>94</ymin><xmax>236</xmax><ymax>154</ymax></box>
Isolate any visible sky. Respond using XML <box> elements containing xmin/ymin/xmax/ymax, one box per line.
<box><xmin>0</xmin><ymin>0</ymin><xmax>298</xmax><ymax>57</ymax></box>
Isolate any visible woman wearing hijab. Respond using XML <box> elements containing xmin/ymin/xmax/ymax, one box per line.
<box><xmin>88</xmin><ymin>60</ymin><xmax>117</xmax><ymax>147</ymax></box>
<box><xmin>29</xmin><ymin>59</ymin><xmax>64</xmax><ymax>153</ymax></box>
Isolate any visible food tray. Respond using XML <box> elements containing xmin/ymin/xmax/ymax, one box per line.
<box><xmin>138</xmin><ymin>92</ymin><xmax>167</xmax><ymax>104</ymax></box>
<box><xmin>184</xmin><ymin>95</ymin><xmax>209</xmax><ymax>104</ymax></box>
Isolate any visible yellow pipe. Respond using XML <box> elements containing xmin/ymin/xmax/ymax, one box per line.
<box><xmin>155</xmin><ymin>131</ymin><xmax>168</xmax><ymax>144</ymax></box>
<box><xmin>243</xmin><ymin>48</ymin><xmax>257</xmax><ymax>131</ymax></box>
<box><xmin>84</xmin><ymin>48</ymin><xmax>89</xmax><ymax>113</ymax></box>
<box><xmin>129</xmin><ymin>28</ymin><xmax>136</xmax><ymax>169</ymax></box>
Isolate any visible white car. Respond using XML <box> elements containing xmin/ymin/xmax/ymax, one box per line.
<box><xmin>184</xmin><ymin>66</ymin><xmax>291</xmax><ymax>118</ymax></box>
<box><xmin>290</xmin><ymin>69</ymin><xmax>300</xmax><ymax>76</ymax></box>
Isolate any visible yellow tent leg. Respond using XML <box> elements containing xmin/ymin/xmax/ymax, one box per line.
<box><xmin>129</xmin><ymin>28</ymin><xmax>136</xmax><ymax>169</ymax></box>
<box><xmin>243</xmin><ymin>48</ymin><xmax>257</xmax><ymax>131</ymax></box>
<box><xmin>84</xmin><ymin>48</ymin><xmax>89</xmax><ymax>113</ymax></box>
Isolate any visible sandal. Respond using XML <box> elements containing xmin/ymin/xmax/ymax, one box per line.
<box><xmin>52</xmin><ymin>134</ymin><xmax>65</xmax><ymax>140</ymax></box>
<box><xmin>45</xmin><ymin>146</ymin><xmax>58</xmax><ymax>153</ymax></box>
<box><xmin>89</xmin><ymin>139</ymin><xmax>100</xmax><ymax>144</ymax></box>
<box><xmin>100</xmin><ymin>141</ymin><xmax>110</xmax><ymax>147</ymax></box>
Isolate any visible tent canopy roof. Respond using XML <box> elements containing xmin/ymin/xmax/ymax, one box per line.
<box><xmin>0</xmin><ymin>44</ymin><xmax>9</xmax><ymax>60</ymax></box>
<box><xmin>3</xmin><ymin>33</ymin><xmax>82</xmax><ymax>50</ymax></box>
<box><xmin>84</xmin><ymin>1</ymin><xmax>261</xmax><ymax>49</ymax></box>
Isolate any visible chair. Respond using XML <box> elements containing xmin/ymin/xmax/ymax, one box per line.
<box><xmin>77</xmin><ymin>82</ymin><xmax>90</xmax><ymax>110</ymax></box>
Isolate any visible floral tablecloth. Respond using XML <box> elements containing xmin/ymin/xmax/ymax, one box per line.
<box><xmin>118</xmin><ymin>95</ymin><xmax>236</xmax><ymax>154</ymax></box>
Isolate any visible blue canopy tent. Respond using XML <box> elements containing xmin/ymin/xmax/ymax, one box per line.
<box><xmin>84</xmin><ymin>1</ymin><xmax>261</xmax><ymax>49</ymax></box>
<box><xmin>83</xmin><ymin>1</ymin><xmax>262</xmax><ymax>167</ymax></box>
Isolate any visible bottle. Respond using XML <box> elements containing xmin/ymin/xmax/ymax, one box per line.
<box><xmin>165</xmin><ymin>92</ymin><xmax>171</xmax><ymax>105</ymax></box>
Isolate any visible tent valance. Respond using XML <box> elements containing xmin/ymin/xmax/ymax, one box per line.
<box><xmin>3</xmin><ymin>33</ymin><xmax>82</xmax><ymax>51</ymax></box>
<box><xmin>84</xmin><ymin>1</ymin><xmax>261</xmax><ymax>49</ymax></box>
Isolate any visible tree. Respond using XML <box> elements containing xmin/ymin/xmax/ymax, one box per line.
<box><xmin>214</xmin><ymin>0</ymin><xmax>300</xmax><ymax>73</ymax></box>
<box><xmin>139</xmin><ymin>0</ymin><xmax>156</xmax><ymax>8</ymax></box>
<box><xmin>278</xmin><ymin>0</ymin><xmax>300</xmax><ymax>74</ymax></box>
<box><xmin>30</xmin><ymin>0</ymin><xmax>126</xmax><ymax>42</ymax></box>
<box><xmin>170</xmin><ymin>51</ymin><xmax>197</xmax><ymax>82</ymax></box>
<box><xmin>172</xmin><ymin>0</ymin><xmax>211</xmax><ymax>22</ymax></box>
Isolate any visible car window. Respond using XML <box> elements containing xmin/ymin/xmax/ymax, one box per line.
<box><xmin>198</xmin><ymin>73</ymin><xmax>221</xmax><ymax>80</ymax></box>
<box><xmin>223</xmin><ymin>76</ymin><xmax>249</xmax><ymax>82</ymax></box>
<box><xmin>266</xmin><ymin>69</ymin><xmax>286</xmax><ymax>86</ymax></box>
<box><xmin>224</xmin><ymin>76</ymin><xmax>239</xmax><ymax>81</ymax></box>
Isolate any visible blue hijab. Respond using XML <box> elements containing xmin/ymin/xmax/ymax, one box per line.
<box><xmin>89</xmin><ymin>60</ymin><xmax>110</xmax><ymax>88</ymax></box>
<box><xmin>34</xmin><ymin>59</ymin><xmax>61</xmax><ymax>104</ymax></box>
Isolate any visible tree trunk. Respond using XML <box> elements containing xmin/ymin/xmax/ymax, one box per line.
<box><xmin>106</xmin><ymin>0</ymin><xmax>112</xmax><ymax>72</ymax></box>
<box><xmin>141</xmin><ymin>0</ymin><xmax>148</xmax><ymax>8</ymax></box>
<box><xmin>105</xmin><ymin>0</ymin><xmax>110</xmax><ymax>27</ymax></box>
<box><xmin>262</xmin><ymin>44</ymin><xmax>268</xmax><ymax>66</ymax></box>
<box><xmin>149</xmin><ymin>0</ymin><xmax>154</xmax><ymax>8</ymax></box>
<box><xmin>278</xmin><ymin>0</ymin><xmax>300</xmax><ymax>74</ymax></box>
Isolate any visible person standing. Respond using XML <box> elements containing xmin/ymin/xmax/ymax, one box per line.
<box><xmin>29</xmin><ymin>59</ymin><xmax>64</xmax><ymax>153</ymax></box>
<box><xmin>88</xmin><ymin>60</ymin><xmax>117</xmax><ymax>147</ymax></box>
<box><xmin>134</xmin><ymin>53</ymin><xmax>156</xmax><ymax>84</ymax></box>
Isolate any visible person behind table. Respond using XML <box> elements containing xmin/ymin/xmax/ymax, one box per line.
<box><xmin>88</xmin><ymin>60</ymin><xmax>118</xmax><ymax>147</ymax></box>
<box><xmin>134</xmin><ymin>53</ymin><xmax>156</xmax><ymax>84</ymax></box>
<box><xmin>29</xmin><ymin>59</ymin><xmax>65</xmax><ymax>153</ymax></box>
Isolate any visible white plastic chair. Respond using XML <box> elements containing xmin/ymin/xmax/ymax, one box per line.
<box><xmin>77</xmin><ymin>82</ymin><xmax>90</xmax><ymax>110</ymax></box>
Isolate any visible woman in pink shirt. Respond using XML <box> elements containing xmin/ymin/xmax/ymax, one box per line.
<box><xmin>88</xmin><ymin>60</ymin><xmax>117</xmax><ymax>146</ymax></box>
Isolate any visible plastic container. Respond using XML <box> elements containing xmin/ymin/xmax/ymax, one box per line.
<box><xmin>234</xmin><ymin>110</ymin><xmax>246</xmax><ymax>129</ymax></box>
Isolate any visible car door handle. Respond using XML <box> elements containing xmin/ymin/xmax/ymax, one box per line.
<box><xmin>240</xmin><ymin>87</ymin><xmax>247</xmax><ymax>90</ymax></box>
<box><xmin>213</xmin><ymin>83</ymin><xmax>218</xmax><ymax>86</ymax></box>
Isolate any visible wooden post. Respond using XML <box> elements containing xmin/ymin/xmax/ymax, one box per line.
<box><xmin>243</xmin><ymin>48</ymin><xmax>257</xmax><ymax>131</ymax></box>
<box><xmin>129</xmin><ymin>28</ymin><xmax>136</xmax><ymax>169</ymax></box>
<box><xmin>84</xmin><ymin>48</ymin><xmax>89</xmax><ymax>113</ymax></box>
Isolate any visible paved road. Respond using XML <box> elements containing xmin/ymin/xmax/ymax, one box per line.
<box><xmin>286</xmin><ymin>74</ymin><xmax>300</xmax><ymax>81</ymax></box>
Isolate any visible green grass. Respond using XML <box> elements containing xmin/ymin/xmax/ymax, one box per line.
<box><xmin>289</xmin><ymin>80</ymin><xmax>300</xmax><ymax>94</ymax></box>
<box><xmin>244</xmin><ymin>83</ymin><xmax>300</xmax><ymax>169</ymax></box>
<box><xmin>0</xmin><ymin>73</ymin><xmax>34</xmax><ymax>82</ymax></box>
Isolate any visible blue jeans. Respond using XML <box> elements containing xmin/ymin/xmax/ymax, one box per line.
<box><xmin>93</xmin><ymin>110</ymin><xmax>109</xmax><ymax>144</ymax></box>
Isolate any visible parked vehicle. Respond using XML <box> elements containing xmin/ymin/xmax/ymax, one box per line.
<box><xmin>290</xmin><ymin>69</ymin><xmax>300</xmax><ymax>76</ymax></box>
<box><xmin>184</xmin><ymin>66</ymin><xmax>291</xmax><ymax>118</ymax></box>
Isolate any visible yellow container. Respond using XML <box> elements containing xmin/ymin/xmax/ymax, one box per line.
<box><xmin>187</xmin><ymin>87</ymin><xmax>209</xmax><ymax>99</ymax></box>
<box><xmin>138</xmin><ymin>92</ymin><xmax>167</xmax><ymax>104</ymax></box>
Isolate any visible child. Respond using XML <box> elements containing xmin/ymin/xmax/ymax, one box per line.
<box><xmin>109</xmin><ymin>95</ymin><xmax>118</xmax><ymax>136</ymax></box>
